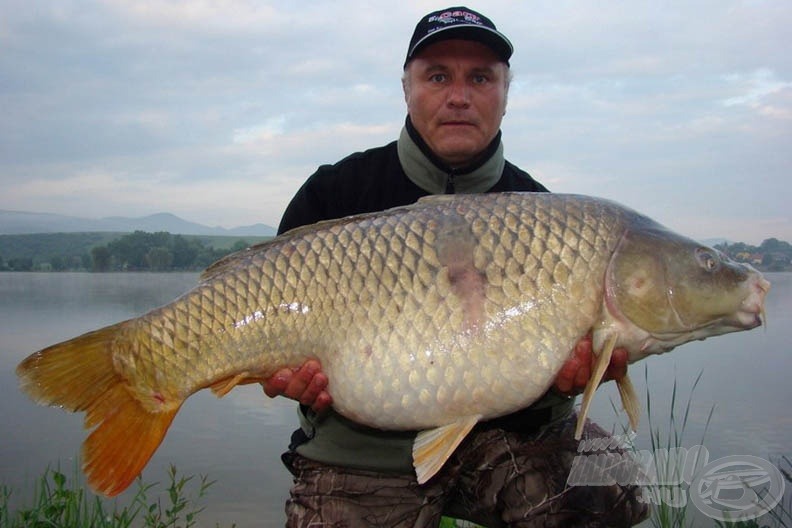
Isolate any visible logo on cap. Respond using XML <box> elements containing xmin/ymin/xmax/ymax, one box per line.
<box><xmin>429</xmin><ymin>10</ymin><xmax>484</xmax><ymax>28</ymax></box>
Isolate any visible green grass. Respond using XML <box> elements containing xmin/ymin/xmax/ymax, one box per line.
<box><xmin>0</xmin><ymin>464</ymin><xmax>232</xmax><ymax>528</ymax></box>
<box><xmin>439</xmin><ymin>518</ymin><xmax>483</xmax><ymax>527</ymax></box>
<box><xmin>617</xmin><ymin>366</ymin><xmax>791</xmax><ymax>528</ymax></box>
<box><xmin>643</xmin><ymin>366</ymin><xmax>714</xmax><ymax>528</ymax></box>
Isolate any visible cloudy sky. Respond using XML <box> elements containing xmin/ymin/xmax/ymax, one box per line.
<box><xmin>1</xmin><ymin>1</ymin><xmax>790</xmax><ymax>244</ymax></box>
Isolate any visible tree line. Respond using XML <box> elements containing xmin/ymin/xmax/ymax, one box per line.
<box><xmin>1</xmin><ymin>231</ymin><xmax>790</xmax><ymax>272</ymax></box>
<box><xmin>715</xmin><ymin>237</ymin><xmax>792</xmax><ymax>272</ymax></box>
<box><xmin>0</xmin><ymin>231</ymin><xmax>261</xmax><ymax>272</ymax></box>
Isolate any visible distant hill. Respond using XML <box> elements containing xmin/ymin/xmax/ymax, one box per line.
<box><xmin>0</xmin><ymin>210</ymin><xmax>276</xmax><ymax>236</ymax></box>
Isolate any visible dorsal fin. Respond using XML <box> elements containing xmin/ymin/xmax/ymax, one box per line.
<box><xmin>201</xmin><ymin>201</ymin><xmax>430</xmax><ymax>282</ymax></box>
<box><xmin>416</xmin><ymin>194</ymin><xmax>460</xmax><ymax>204</ymax></box>
<box><xmin>199</xmin><ymin>216</ymin><xmax>361</xmax><ymax>282</ymax></box>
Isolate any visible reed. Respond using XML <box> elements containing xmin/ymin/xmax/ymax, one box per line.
<box><xmin>0</xmin><ymin>464</ymin><xmax>231</xmax><ymax>528</ymax></box>
<box><xmin>617</xmin><ymin>365</ymin><xmax>790</xmax><ymax>528</ymax></box>
<box><xmin>643</xmin><ymin>365</ymin><xmax>714</xmax><ymax>528</ymax></box>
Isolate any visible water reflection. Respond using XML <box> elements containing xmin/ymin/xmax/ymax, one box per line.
<box><xmin>0</xmin><ymin>272</ymin><xmax>294</xmax><ymax>526</ymax></box>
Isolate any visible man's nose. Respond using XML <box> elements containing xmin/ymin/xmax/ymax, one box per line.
<box><xmin>446</xmin><ymin>80</ymin><xmax>471</xmax><ymax>107</ymax></box>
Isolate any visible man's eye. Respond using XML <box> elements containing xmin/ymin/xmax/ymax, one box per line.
<box><xmin>429</xmin><ymin>74</ymin><xmax>447</xmax><ymax>83</ymax></box>
<box><xmin>472</xmin><ymin>75</ymin><xmax>488</xmax><ymax>84</ymax></box>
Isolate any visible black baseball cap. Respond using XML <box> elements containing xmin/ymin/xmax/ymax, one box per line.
<box><xmin>404</xmin><ymin>7</ymin><xmax>513</xmax><ymax>67</ymax></box>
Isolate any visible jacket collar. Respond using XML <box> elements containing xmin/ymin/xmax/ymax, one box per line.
<box><xmin>397</xmin><ymin>116</ymin><xmax>505</xmax><ymax>194</ymax></box>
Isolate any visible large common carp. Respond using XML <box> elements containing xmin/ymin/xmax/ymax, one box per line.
<box><xmin>17</xmin><ymin>193</ymin><xmax>768</xmax><ymax>496</ymax></box>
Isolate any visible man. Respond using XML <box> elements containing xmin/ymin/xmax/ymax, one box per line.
<box><xmin>264</xmin><ymin>7</ymin><xmax>648</xmax><ymax>527</ymax></box>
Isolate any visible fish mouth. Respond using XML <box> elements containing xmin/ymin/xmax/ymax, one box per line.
<box><xmin>733</xmin><ymin>274</ymin><xmax>771</xmax><ymax>329</ymax></box>
<box><xmin>693</xmin><ymin>272</ymin><xmax>770</xmax><ymax>335</ymax></box>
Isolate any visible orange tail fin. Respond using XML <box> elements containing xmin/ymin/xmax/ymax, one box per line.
<box><xmin>16</xmin><ymin>323</ymin><xmax>179</xmax><ymax>496</ymax></box>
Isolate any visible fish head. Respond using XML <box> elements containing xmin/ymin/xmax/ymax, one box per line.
<box><xmin>605</xmin><ymin>223</ymin><xmax>770</xmax><ymax>361</ymax></box>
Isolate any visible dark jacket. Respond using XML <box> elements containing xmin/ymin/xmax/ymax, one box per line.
<box><xmin>279</xmin><ymin>119</ymin><xmax>548</xmax><ymax>235</ymax></box>
<box><xmin>277</xmin><ymin>120</ymin><xmax>568</xmax><ymax>473</ymax></box>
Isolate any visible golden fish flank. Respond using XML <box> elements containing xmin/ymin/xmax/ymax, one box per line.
<box><xmin>16</xmin><ymin>192</ymin><xmax>769</xmax><ymax>496</ymax></box>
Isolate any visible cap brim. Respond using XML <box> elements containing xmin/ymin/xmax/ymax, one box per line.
<box><xmin>406</xmin><ymin>24</ymin><xmax>513</xmax><ymax>64</ymax></box>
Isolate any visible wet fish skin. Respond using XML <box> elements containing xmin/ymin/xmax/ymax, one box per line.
<box><xmin>16</xmin><ymin>192</ymin><xmax>768</xmax><ymax>495</ymax></box>
<box><xmin>116</xmin><ymin>193</ymin><xmax>620</xmax><ymax>427</ymax></box>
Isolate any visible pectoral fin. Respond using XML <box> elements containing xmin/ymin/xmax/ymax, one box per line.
<box><xmin>617</xmin><ymin>373</ymin><xmax>640</xmax><ymax>432</ymax></box>
<box><xmin>413</xmin><ymin>415</ymin><xmax>481</xmax><ymax>484</ymax></box>
<box><xmin>575</xmin><ymin>333</ymin><xmax>617</xmax><ymax>440</ymax></box>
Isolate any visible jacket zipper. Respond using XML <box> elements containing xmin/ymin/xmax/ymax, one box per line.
<box><xmin>445</xmin><ymin>171</ymin><xmax>457</xmax><ymax>194</ymax></box>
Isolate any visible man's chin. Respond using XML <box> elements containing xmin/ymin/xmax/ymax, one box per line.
<box><xmin>434</xmin><ymin>140</ymin><xmax>487</xmax><ymax>167</ymax></box>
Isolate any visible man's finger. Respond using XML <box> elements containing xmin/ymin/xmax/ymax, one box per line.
<box><xmin>262</xmin><ymin>367</ymin><xmax>293</xmax><ymax>398</ymax></box>
<box><xmin>298</xmin><ymin>372</ymin><xmax>329</xmax><ymax>406</ymax></box>
<box><xmin>309</xmin><ymin>389</ymin><xmax>333</xmax><ymax>414</ymax></box>
<box><xmin>282</xmin><ymin>360</ymin><xmax>321</xmax><ymax>400</ymax></box>
<box><xmin>573</xmin><ymin>362</ymin><xmax>590</xmax><ymax>389</ymax></box>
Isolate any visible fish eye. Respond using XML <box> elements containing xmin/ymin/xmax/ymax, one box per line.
<box><xmin>695</xmin><ymin>248</ymin><xmax>720</xmax><ymax>272</ymax></box>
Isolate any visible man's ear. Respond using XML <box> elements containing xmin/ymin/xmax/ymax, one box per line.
<box><xmin>503</xmin><ymin>66</ymin><xmax>511</xmax><ymax>116</ymax></box>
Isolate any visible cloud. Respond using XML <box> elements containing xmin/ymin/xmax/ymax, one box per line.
<box><xmin>0</xmin><ymin>0</ymin><xmax>790</xmax><ymax>244</ymax></box>
<box><xmin>722</xmin><ymin>69</ymin><xmax>790</xmax><ymax>106</ymax></box>
<box><xmin>233</xmin><ymin>117</ymin><xmax>287</xmax><ymax>144</ymax></box>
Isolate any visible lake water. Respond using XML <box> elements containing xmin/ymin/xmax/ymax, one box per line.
<box><xmin>1</xmin><ymin>272</ymin><xmax>790</xmax><ymax>527</ymax></box>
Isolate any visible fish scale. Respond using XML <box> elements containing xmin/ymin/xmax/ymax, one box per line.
<box><xmin>285</xmin><ymin>194</ymin><xmax>616</xmax><ymax>427</ymax></box>
<box><xmin>16</xmin><ymin>192</ymin><xmax>768</xmax><ymax>495</ymax></box>
<box><xmin>120</xmin><ymin>192</ymin><xmax>596</xmax><ymax>418</ymax></box>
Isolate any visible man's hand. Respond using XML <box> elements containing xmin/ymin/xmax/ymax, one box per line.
<box><xmin>261</xmin><ymin>359</ymin><xmax>333</xmax><ymax>413</ymax></box>
<box><xmin>553</xmin><ymin>334</ymin><xmax>628</xmax><ymax>395</ymax></box>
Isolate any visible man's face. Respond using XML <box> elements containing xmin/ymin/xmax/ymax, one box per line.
<box><xmin>403</xmin><ymin>39</ymin><xmax>509</xmax><ymax>168</ymax></box>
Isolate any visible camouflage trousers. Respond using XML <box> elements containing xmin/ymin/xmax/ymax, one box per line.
<box><xmin>281</xmin><ymin>414</ymin><xmax>649</xmax><ymax>527</ymax></box>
